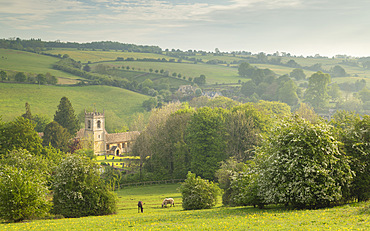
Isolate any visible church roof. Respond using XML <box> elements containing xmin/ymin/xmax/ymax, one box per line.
<box><xmin>106</xmin><ymin>131</ymin><xmax>140</xmax><ymax>144</ymax></box>
<box><xmin>75</xmin><ymin>129</ymin><xmax>140</xmax><ymax>144</ymax></box>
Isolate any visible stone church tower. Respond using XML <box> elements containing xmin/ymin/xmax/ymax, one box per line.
<box><xmin>84</xmin><ymin>109</ymin><xmax>106</xmax><ymax>155</ymax></box>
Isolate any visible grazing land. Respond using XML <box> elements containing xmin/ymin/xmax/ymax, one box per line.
<box><xmin>0</xmin><ymin>49</ymin><xmax>79</xmax><ymax>80</ymax></box>
<box><xmin>0</xmin><ymin>83</ymin><xmax>149</xmax><ymax>131</ymax></box>
<box><xmin>0</xmin><ymin>184</ymin><xmax>368</xmax><ymax>230</ymax></box>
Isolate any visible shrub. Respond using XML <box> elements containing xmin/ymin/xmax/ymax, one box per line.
<box><xmin>179</xmin><ymin>172</ymin><xmax>221</xmax><ymax>210</ymax></box>
<box><xmin>0</xmin><ymin>165</ymin><xmax>50</xmax><ymax>222</ymax></box>
<box><xmin>257</xmin><ymin>116</ymin><xmax>353</xmax><ymax>208</ymax></box>
<box><xmin>52</xmin><ymin>155</ymin><xmax>117</xmax><ymax>218</ymax></box>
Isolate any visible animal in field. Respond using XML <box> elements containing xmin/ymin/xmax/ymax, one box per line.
<box><xmin>138</xmin><ymin>201</ymin><xmax>143</xmax><ymax>213</ymax></box>
<box><xmin>162</xmin><ymin>198</ymin><xmax>175</xmax><ymax>208</ymax></box>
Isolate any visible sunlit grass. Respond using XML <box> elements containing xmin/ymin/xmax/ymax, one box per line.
<box><xmin>0</xmin><ymin>83</ymin><xmax>149</xmax><ymax>131</ymax></box>
<box><xmin>1</xmin><ymin>184</ymin><xmax>369</xmax><ymax>230</ymax></box>
<box><xmin>0</xmin><ymin>49</ymin><xmax>79</xmax><ymax>80</ymax></box>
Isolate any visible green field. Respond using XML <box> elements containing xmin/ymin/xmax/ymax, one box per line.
<box><xmin>0</xmin><ymin>83</ymin><xmax>150</xmax><ymax>131</ymax></box>
<box><xmin>97</xmin><ymin>61</ymin><xmax>240</xmax><ymax>84</ymax></box>
<box><xmin>0</xmin><ymin>184</ymin><xmax>369</xmax><ymax>230</ymax></box>
<box><xmin>0</xmin><ymin>49</ymin><xmax>80</xmax><ymax>82</ymax></box>
<box><xmin>44</xmin><ymin>48</ymin><xmax>181</xmax><ymax>63</ymax></box>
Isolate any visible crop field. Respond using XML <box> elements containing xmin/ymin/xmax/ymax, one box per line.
<box><xmin>96</xmin><ymin>61</ymin><xmax>240</xmax><ymax>84</ymax></box>
<box><xmin>44</xmin><ymin>49</ymin><xmax>179</xmax><ymax>64</ymax></box>
<box><xmin>0</xmin><ymin>83</ymin><xmax>149</xmax><ymax>131</ymax></box>
<box><xmin>0</xmin><ymin>49</ymin><xmax>79</xmax><ymax>80</ymax></box>
<box><xmin>1</xmin><ymin>183</ymin><xmax>369</xmax><ymax>230</ymax></box>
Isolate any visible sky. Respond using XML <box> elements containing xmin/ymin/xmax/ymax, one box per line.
<box><xmin>1</xmin><ymin>0</ymin><xmax>370</xmax><ymax>57</ymax></box>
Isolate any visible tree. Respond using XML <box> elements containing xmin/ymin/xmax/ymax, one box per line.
<box><xmin>328</xmin><ymin>83</ymin><xmax>341</xmax><ymax>101</ymax></box>
<box><xmin>278</xmin><ymin>79</ymin><xmax>298</xmax><ymax>106</ymax></box>
<box><xmin>330</xmin><ymin>113</ymin><xmax>370</xmax><ymax>201</ymax></box>
<box><xmin>42</xmin><ymin>121</ymin><xmax>71</xmax><ymax>152</ymax></box>
<box><xmin>0</xmin><ymin>117</ymin><xmax>43</xmax><ymax>156</ymax></box>
<box><xmin>290</xmin><ymin>68</ymin><xmax>306</xmax><ymax>80</ymax></box>
<box><xmin>0</xmin><ymin>165</ymin><xmax>50</xmax><ymax>222</ymax></box>
<box><xmin>193</xmin><ymin>75</ymin><xmax>206</xmax><ymax>85</ymax></box>
<box><xmin>215</xmin><ymin>158</ymin><xmax>246</xmax><ymax>206</ymax></box>
<box><xmin>15</xmin><ymin>72</ymin><xmax>27</xmax><ymax>82</ymax></box>
<box><xmin>22</xmin><ymin>102</ymin><xmax>32</xmax><ymax>121</ymax></box>
<box><xmin>52</xmin><ymin>155</ymin><xmax>117</xmax><ymax>218</ymax></box>
<box><xmin>179</xmin><ymin>172</ymin><xmax>221</xmax><ymax>210</ymax></box>
<box><xmin>257</xmin><ymin>116</ymin><xmax>353</xmax><ymax>208</ymax></box>
<box><xmin>186</xmin><ymin>107</ymin><xmax>227</xmax><ymax>180</ymax></box>
<box><xmin>331</xmin><ymin>65</ymin><xmax>347</xmax><ymax>77</ymax></box>
<box><xmin>238</xmin><ymin>62</ymin><xmax>255</xmax><ymax>77</ymax></box>
<box><xmin>241</xmin><ymin>81</ymin><xmax>257</xmax><ymax>97</ymax></box>
<box><xmin>304</xmin><ymin>71</ymin><xmax>331</xmax><ymax>111</ymax></box>
<box><xmin>83</xmin><ymin>64</ymin><xmax>91</xmax><ymax>72</ymax></box>
<box><xmin>0</xmin><ymin>70</ymin><xmax>7</xmax><ymax>81</ymax></box>
<box><xmin>36</xmin><ymin>74</ymin><xmax>47</xmax><ymax>84</ymax></box>
<box><xmin>45</xmin><ymin>72</ymin><xmax>57</xmax><ymax>85</ymax></box>
<box><xmin>294</xmin><ymin>103</ymin><xmax>319</xmax><ymax>123</ymax></box>
<box><xmin>142</xmin><ymin>97</ymin><xmax>157</xmax><ymax>111</ymax></box>
<box><xmin>32</xmin><ymin>114</ymin><xmax>50</xmax><ymax>132</ymax></box>
<box><xmin>0</xmin><ymin>149</ymin><xmax>50</xmax><ymax>222</ymax></box>
<box><xmin>54</xmin><ymin>97</ymin><xmax>79</xmax><ymax>136</ymax></box>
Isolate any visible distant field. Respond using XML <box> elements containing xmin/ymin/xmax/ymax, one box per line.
<box><xmin>0</xmin><ymin>83</ymin><xmax>150</xmax><ymax>131</ymax></box>
<box><xmin>97</xmin><ymin>61</ymin><xmax>240</xmax><ymax>84</ymax></box>
<box><xmin>44</xmin><ymin>48</ymin><xmax>180</xmax><ymax>63</ymax></box>
<box><xmin>0</xmin><ymin>49</ymin><xmax>80</xmax><ymax>81</ymax></box>
<box><xmin>1</xmin><ymin>183</ymin><xmax>369</xmax><ymax>230</ymax></box>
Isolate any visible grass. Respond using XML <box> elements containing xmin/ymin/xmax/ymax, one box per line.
<box><xmin>95</xmin><ymin>61</ymin><xmax>240</xmax><ymax>84</ymax></box>
<box><xmin>0</xmin><ymin>49</ymin><xmax>80</xmax><ymax>81</ymax></box>
<box><xmin>95</xmin><ymin>155</ymin><xmax>140</xmax><ymax>170</ymax></box>
<box><xmin>44</xmin><ymin>49</ymin><xmax>179</xmax><ymax>64</ymax></box>
<box><xmin>0</xmin><ymin>83</ymin><xmax>150</xmax><ymax>132</ymax></box>
<box><xmin>0</xmin><ymin>184</ymin><xmax>369</xmax><ymax>230</ymax></box>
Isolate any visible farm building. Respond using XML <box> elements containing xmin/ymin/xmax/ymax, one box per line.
<box><xmin>76</xmin><ymin>110</ymin><xmax>139</xmax><ymax>155</ymax></box>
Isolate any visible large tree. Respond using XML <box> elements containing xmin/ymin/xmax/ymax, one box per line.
<box><xmin>304</xmin><ymin>71</ymin><xmax>331</xmax><ymax>111</ymax></box>
<box><xmin>0</xmin><ymin>117</ymin><xmax>43</xmax><ymax>156</ymax></box>
<box><xmin>42</xmin><ymin>121</ymin><xmax>71</xmax><ymax>152</ymax></box>
<box><xmin>330</xmin><ymin>112</ymin><xmax>370</xmax><ymax>202</ymax></box>
<box><xmin>186</xmin><ymin>107</ymin><xmax>227</xmax><ymax>180</ymax></box>
<box><xmin>278</xmin><ymin>79</ymin><xmax>299</xmax><ymax>106</ymax></box>
<box><xmin>54</xmin><ymin>96</ymin><xmax>79</xmax><ymax>136</ymax></box>
<box><xmin>257</xmin><ymin>116</ymin><xmax>353</xmax><ymax>208</ymax></box>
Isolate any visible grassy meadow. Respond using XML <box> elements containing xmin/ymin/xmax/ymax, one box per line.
<box><xmin>0</xmin><ymin>49</ymin><xmax>79</xmax><ymax>81</ymax></box>
<box><xmin>44</xmin><ymin>49</ymin><xmax>181</xmax><ymax>63</ymax></box>
<box><xmin>97</xmin><ymin>61</ymin><xmax>240</xmax><ymax>84</ymax></box>
<box><xmin>0</xmin><ymin>183</ymin><xmax>369</xmax><ymax>230</ymax></box>
<box><xmin>0</xmin><ymin>83</ymin><xmax>149</xmax><ymax>131</ymax></box>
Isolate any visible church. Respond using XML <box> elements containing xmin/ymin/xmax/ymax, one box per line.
<box><xmin>76</xmin><ymin>110</ymin><xmax>139</xmax><ymax>156</ymax></box>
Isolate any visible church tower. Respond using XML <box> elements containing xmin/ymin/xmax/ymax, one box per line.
<box><xmin>84</xmin><ymin>109</ymin><xmax>106</xmax><ymax>155</ymax></box>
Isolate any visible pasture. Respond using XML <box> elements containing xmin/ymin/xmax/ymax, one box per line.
<box><xmin>0</xmin><ymin>183</ymin><xmax>369</xmax><ymax>230</ymax></box>
<box><xmin>0</xmin><ymin>49</ymin><xmax>79</xmax><ymax>80</ymax></box>
<box><xmin>44</xmin><ymin>49</ymin><xmax>179</xmax><ymax>64</ymax></box>
<box><xmin>0</xmin><ymin>83</ymin><xmax>149</xmax><ymax>132</ymax></box>
<box><xmin>96</xmin><ymin>61</ymin><xmax>241</xmax><ymax>84</ymax></box>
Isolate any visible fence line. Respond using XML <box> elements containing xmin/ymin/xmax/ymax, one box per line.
<box><xmin>120</xmin><ymin>179</ymin><xmax>184</xmax><ymax>188</ymax></box>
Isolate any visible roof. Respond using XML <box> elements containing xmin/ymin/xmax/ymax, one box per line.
<box><xmin>106</xmin><ymin>131</ymin><xmax>140</xmax><ymax>144</ymax></box>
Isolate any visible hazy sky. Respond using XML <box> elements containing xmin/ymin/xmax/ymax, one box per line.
<box><xmin>1</xmin><ymin>0</ymin><xmax>370</xmax><ymax>57</ymax></box>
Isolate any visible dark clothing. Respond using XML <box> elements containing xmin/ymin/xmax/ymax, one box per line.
<box><xmin>138</xmin><ymin>201</ymin><xmax>143</xmax><ymax>213</ymax></box>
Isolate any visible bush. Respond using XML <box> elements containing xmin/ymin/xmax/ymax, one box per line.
<box><xmin>0</xmin><ymin>165</ymin><xmax>50</xmax><ymax>222</ymax></box>
<box><xmin>52</xmin><ymin>155</ymin><xmax>117</xmax><ymax>218</ymax></box>
<box><xmin>179</xmin><ymin>172</ymin><xmax>221</xmax><ymax>210</ymax></box>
